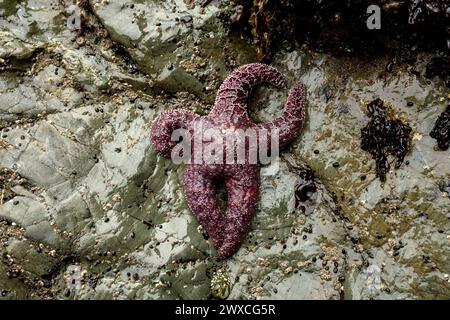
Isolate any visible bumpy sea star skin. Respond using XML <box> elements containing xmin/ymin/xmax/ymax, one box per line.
<box><xmin>150</xmin><ymin>63</ymin><xmax>306</xmax><ymax>259</ymax></box>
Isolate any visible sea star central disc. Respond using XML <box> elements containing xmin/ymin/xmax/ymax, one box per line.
<box><xmin>150</xmin><ymin>63</ymin><xmax>306</xmax><ymax>259</ymax></box>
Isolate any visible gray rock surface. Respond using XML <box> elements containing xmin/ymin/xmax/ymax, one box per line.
<box><xmin>0</xmin><ymin>0</ymin><xmax>448</xmax><ymax>300</ymax></box>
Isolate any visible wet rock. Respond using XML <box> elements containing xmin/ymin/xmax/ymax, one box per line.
<box><xmin>156</xmin><ymin>64</ymin><xmax>206</xmax><ymax>100</ymax></box>
<box><xmin>0</xmin><ymin>0</ymin><xmax>62</xmax><ymax>60</ymax></box>
<box><xmin>6</xmin><ymin>239</ymin><xmax>59</xmax><ymax>277</ymax></box>
<box><xmin>0</xmin><ymin>0</ymin><xmax>449</xmax><ymax>300</ymax></box>
<box><xmin>89</xmin><ymin>0</ymin><xmax>256</xmax><ymax>100</ymax></box>
<box><xmin>226</xmin><ymin>159</ymin><xmax>348</xmax><ymax>299</ymax></box>
<box><xmin>0</xmin><ymin>263</ymin><xmax>30</xmax><ymax>299</ymax></box>
<box><xmin>0</xmin><ymin>197</ymin><xmax>63</xmax><ymax>247</ymax></box>
<box><xmin>278</xmin><ymin>49</ymin><xmax>449</xmax><ymax>299</ymax></box>
<box><xmin>89</xmin><ymin>0</ymin><xmax>219</xmax><ymax>75</ymax></box>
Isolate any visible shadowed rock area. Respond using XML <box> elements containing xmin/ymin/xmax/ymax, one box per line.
<box><xmin>0</xmin><ymin>0</ymin><xmax>449</xmax><ymax>299</ymax></box>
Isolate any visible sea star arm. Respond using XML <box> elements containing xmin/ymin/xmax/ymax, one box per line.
<box><xmin>256</xmin><ymin>81</ymin><xmax>306</xmax><ymax>150</ymax></box>
<box><xmin>219</xmin><ymin>165</ymin><xmax>260</xmax><ymax>259</ymax></box>
<box><xmin>150</xmin><ymin>109</ymin><xmax>196</xmax><ymax>158</ymax></box>
<box><xmin>184</xmin><ymin>165</ymin><xmax>225</xmax><ymax>249</ymax></box>
<box><xmin>210</xmin><ymin>63</ymin><xmax>287</xmax><ymax>125</ymax></box>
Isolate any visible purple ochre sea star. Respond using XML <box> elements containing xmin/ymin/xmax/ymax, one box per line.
<box><xmin>150</xmin><ymin>63</ymin><xmax>306</xmax><ymax>259</ymax></box>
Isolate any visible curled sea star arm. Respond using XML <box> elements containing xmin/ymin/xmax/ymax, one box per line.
<box><xmin>184</xmin><ymin>165</ymin><xmax>225</xmax><ymax>249</ymax></box>
<box><xmin>255</xmin><ymin>81</ymin><xmax>306</xmax><ymax>150</ymax></box>
<box><xmin>210</xmin><ymin>63</ymin><xmax>287</xmax><ymax>125</ymax></box>
<box><xmin>150</xmin><ymin>109</ymin><xmax>196</xmax><ymax>158</ymax></box>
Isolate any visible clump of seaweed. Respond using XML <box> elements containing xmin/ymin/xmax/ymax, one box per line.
<box><xmin>221</xmin><ymin>0</ymin><xmax>449</xmax><ymax>61</ymax></box>
<box><xmin>425</xmin><ymin>56</ymin><xmax>450</xmax><ymax>88</ymax></box>
<box><xmin>430</xmin><ymin>104</ymin><xmax>450</xmax><ymax>150</ymax></box>
<box><xmin>248</xmin><ymin>0</ymin><xmax>271</xmax><ymax>61</ymax></box>
<box><xmin>360</xmin><ymin>99</ymin><xmax>412</xmax><ymax>182</ymax></box>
